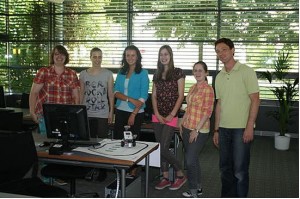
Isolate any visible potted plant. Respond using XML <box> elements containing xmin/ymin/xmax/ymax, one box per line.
<box><xmin>260</xmin><ymin>51</ymin><xmax>299</xmax><ymax>150</ymax></box>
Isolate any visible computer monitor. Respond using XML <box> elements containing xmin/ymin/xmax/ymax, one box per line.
<box><xmin>43</xmin><ymin>103</ymin><xmax>90</xmax><ymax>151</ymax></box>
<box><xmin>0</xmin><ymin>111</ymin><xmax>23</xmax><ymax>131</ymax></box>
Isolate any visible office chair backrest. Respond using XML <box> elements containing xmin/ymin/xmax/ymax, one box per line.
<box><xmin>0</xmin><ymin>111</ymin><xmax>23</xmax><ymax>131</ymax></box>
<box><xmin>0</xmin><ymin>130</ymin><xmax>38</xmax><ymax>184</ymax></box>
<box><xmin>0</xmin><ymin>85</ymin><xmax>5</xmax><ymax>108</ymax></box>
<box><xmin>20</xmin><ymin>93</ymin><xmax>29</xmax><ymax>108</ymax></box>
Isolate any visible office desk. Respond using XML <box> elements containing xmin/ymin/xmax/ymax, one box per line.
<box><xmin>3</xmin><ymin>107</ymin><xmax>29</xmax><ymax>115</ymax></box>
<box><xmin>36</xmin><ymin>138</ymin><xmax>159</xmax><ymax>198</ymax></box>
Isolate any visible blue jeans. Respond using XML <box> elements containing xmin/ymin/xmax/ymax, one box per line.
<box><xmin>219</xmin><ymin>128</ymin><xmax>251</xmax><ymax>197</ymax></box>
<box><xmin>182</xmin><ymin>127</ymin><xmax>208</xmax><ymax>191</ymax></box>
<box><xmin>88</xmin><ymin>117</ymin><xmax>108</xmax><ymax>138</ymax></box>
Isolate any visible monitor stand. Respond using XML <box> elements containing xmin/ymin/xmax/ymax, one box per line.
<box><xmin>49</xmin><ymin>121</ymin><xmax>75</xmax><ymax>155</ymax></box>
<box><xmin>60</xmin><ymin>138</ymin><xmax>75</xmax><ymax>151</ymax></box>
<box><xmin>49</xmin><ymin>140</ymin><xmax>75</xmax><ymax>155</ymax></box>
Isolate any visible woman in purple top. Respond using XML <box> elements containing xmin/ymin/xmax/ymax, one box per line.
<box><xmin>152</xmin><ymin>45</ymin><xmax>186</xmax><ymax>191</ymax></box>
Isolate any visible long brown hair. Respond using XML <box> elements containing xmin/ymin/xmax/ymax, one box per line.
<box><xmin>153</xmin><ymin>45</ymin><xmax>175</xmax><ymax>82</ymax></box>
<box><xmin>120</xmin><ymin>45</ymin><xmax>142</xmax><ymax>75</ymax></box>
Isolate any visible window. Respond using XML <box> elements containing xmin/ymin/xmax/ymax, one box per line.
<box><xmin>0</xmin><ymin>0</ymin><xmax>298</xmax><ymax>99</ymax></box>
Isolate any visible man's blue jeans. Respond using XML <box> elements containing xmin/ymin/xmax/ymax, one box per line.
<box><xmin>219</xmin><ymin>128</ymin><xmax>251</xmax><ymax>197</ymax></box>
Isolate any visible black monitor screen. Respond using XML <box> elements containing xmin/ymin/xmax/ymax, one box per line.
<box><xmin>43</xmin><ymin>103</ymin><xmax>90</xmax><ymax>143</ymax></box>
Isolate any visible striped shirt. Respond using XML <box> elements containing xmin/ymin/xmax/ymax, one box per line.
<box><xmin>182</xmin><ymin>81</ymin><xmax>214</xmax><ymax>133</ymax></box>
<box><xmin>33</xmin><ymin>66</ymin><xmax>80</xmax><ymax>115</ymax></box>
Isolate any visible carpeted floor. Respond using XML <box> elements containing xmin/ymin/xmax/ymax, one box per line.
<box><xmin>44</xmin><ymin>135</ymin><xmax>299</xmax><ymax>198</ymax></box>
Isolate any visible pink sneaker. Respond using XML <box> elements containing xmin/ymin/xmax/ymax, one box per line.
<box><xmin>169</xmin><ymin>176</ymin><xmax>187</xmax><ymax>190</ymax></box>
<box><xmin>155</xmin><ymin>178</ymin><xmax>171</xmax><ymax>190</ymax></box>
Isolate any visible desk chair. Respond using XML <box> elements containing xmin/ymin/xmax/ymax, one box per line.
<box><xmin>0</xmin><ymin>85</ymin><xmax>5</xmax><ymax>108</ymax></box>
<box><xmin>0</xmin><ymin>130</ymin><xmax>68</xmax><ymax>198</ymax></box>
<box><xmin>20</xmin><ymin>93</ymin><xmax>29</xmax><ymax>108</ymax></box>
<box><xmin>41</xmin><ymin>164</ymin><xmax>99</xmax><ymax>197</ymax></box>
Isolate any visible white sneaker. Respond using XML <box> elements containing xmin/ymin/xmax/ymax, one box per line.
<box><xmin>182</xmin><ymin>188</ymin><xmax>203</xmax><ymax>198</ymax></box>
<box><xmin>54</xmin><ymin>178</ymin><xmax>67</xmax><ymax>186</ymax></box>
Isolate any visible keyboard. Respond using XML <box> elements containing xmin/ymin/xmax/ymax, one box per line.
<box><xmin>53</xmin><ymin>140</ymin><xmax>100</xmax><ymax>147</ymax></box>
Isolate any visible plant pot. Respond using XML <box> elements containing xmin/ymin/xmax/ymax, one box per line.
<box><xmin>274</xmin><ymin>133</ymin><xmax>291</xmax><ymax>150</ymax></box>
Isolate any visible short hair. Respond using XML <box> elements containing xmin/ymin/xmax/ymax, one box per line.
<box><xmin>50</xmin><ymin>45</ymin><xmax>69</xmax><ymax>65</ymax></box>
<box><xmin>214</xmin><ymin>38</ymin><xmax>235</xmax><ymax>49</ymax></box>
<box><xmin>90</xmin><ymin>47</ymin><xmax>102</xmax><ymax>57</ymax></box>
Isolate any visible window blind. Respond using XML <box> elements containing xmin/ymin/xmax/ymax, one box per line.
<box><xmin>0</xmin><ymin>0</ymin><xmax>298</xmax><ymax>99</ymax></box>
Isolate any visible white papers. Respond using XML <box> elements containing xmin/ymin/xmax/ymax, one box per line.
<box><xmin>137</xmin><ymin>144</ymin><xmax>160</xmax><ymax>167</ymax></box>
<box><xmin>73</xmin><ymin>139</ymin><xmax>160</xmax><ymax>166</ymax></box>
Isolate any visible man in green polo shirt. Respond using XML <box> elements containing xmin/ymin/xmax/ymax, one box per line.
<box><xmin>213</xmin><ymin>38</ymin><xmax>260</xmax><ymax>197</ymax></box>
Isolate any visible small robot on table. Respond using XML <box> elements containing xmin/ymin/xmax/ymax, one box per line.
<box><xmin>121</xmin><ymin>125</ymin><xmax>137</xmax><ymax>147</ymax></box>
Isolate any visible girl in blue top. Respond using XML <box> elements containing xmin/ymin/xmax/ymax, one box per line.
<box><xmin>114</xmin><ymin>45</ymin><xmax>149</xmax><ymax>140</ymax></box>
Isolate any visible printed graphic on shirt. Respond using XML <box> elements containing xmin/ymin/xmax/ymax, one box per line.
<box><xmin>85</xmin><ymin>80</ymin><xmax>107</xmax><ymax>112</ymax></box>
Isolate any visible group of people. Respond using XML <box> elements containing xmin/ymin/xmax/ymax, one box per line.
<box><xmin>29</xmin><ymin>38</ymin><xmax>260</xmax><ymax>198</ymax></box>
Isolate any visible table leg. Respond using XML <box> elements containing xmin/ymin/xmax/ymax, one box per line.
<box><xmin>121</xmin><ymin>169</ymin><xmax>126</xmax><ymax>198</ymax></box>
<box><xmin>145</xmin><ymin>155</ymin><xmax>149</xmax><ymax>197</ymax></box>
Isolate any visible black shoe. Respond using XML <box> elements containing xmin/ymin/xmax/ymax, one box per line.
<box><xmin>97</xmin><ymin>169</ymin><xmax>107</xmax><ymax>182</ymax></box>
<box><xmin>85</xmin><ymin>168</ymin><xmax>97</xmax><ymax>181</ymax></box>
